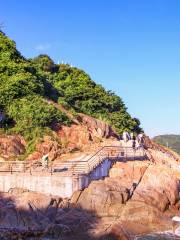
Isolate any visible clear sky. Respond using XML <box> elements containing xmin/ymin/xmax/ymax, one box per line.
<box><xmin>1</xmin><ymin>0</ymin><xmax>180</xmax><ymax>137</ymax></box>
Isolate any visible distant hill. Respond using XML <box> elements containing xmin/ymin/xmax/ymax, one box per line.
<box><xmin>153</xmin><ymin>135</ymin><xmax>180</xmax><ymax>154</ymax></box>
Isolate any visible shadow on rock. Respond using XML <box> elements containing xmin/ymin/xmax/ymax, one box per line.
<box><xmin>0</xmin><ymin>189</ymin><xmax>130</xmax><ymax>240</ymax></box>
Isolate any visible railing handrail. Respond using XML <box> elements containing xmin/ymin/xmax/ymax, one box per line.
<box><xmin>0</xmin><ymin>146</ymin><xmax>146</xmax><ymax>174</ymax></box>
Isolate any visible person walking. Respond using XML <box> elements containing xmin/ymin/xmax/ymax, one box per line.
<box><xmin>137</xmin><ymin>133</ymin><xmax>144</xmax><ymax>147</ymax></box>
<box><xmin>122</xmin><ymin>131</ymin><xmax>130</xmax><ymax>143</ymax></box>
<box><xmin>41</xmin><ymin>153</ymin><xmax>49</xmax><ymax>169</ymax></box>
<box><xmin>132</xmin><ymin>138</ymin><xmax>136</xmax><ymax>150</ymax></box>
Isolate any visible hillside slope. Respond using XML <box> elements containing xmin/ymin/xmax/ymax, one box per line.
<box><xmin>0</xmin><ymin>31</ymin><xmax>142</xmax><ymax>158</ymax></box>
<box><xmin>153</xmin><ymin>134</ymin><xmax>180</xmax><ymax>154</ymax></box>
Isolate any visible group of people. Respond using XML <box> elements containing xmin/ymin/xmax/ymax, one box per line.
<box><xmin>121</xmin><ymin>131</ymin><xmax>144</xmax><ymax>150</ymax></box>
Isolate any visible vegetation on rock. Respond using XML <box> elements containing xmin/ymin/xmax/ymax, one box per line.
<box><xmin>0</xmin><ymin>31</ymin><xmax>142</xmax><ymax>155</ymax></box>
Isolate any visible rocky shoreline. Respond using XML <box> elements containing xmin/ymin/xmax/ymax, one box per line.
<box><xmin>0</xmin><ymin>138</ymin><xmax>180</xmax><ymax>239</ymax></box>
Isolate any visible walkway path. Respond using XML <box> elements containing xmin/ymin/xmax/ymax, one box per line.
<box><xmin>51</xmin><ymin>145</ymin><xmax>146</xmax><ymax>175</ymax></box>
<box><xmin>0</xmin><ymin>145</ymin><xmax>147</xmax><ymax>175</ymax></box>
<box><xmin>0</xmin><ymin>144</ymin><xmax>147</xmax><ymax>198</ymax></box>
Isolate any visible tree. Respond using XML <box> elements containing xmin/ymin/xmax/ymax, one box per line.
<box><xmin>30</xmin><ymin>54</ymin><xmax>58</xmax><ymax>73</ymax></box>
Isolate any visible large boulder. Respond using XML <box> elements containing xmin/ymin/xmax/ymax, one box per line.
<box><xmin>131</xmin><ymin>164</ymin><xmax>180</xmax><ymax>211</ymax></box>
<box><xmin>0</xmin><ymin>135</ymin><xmax>25</xmax><ymax>159</ymax></box>
<box><xmin>74</xmin><ymin>179</ymin><xmax>130</xmax><ymax>216</ymax></box>
<box><xmin>27</xmin><ymin>136</ymin><xmax>62</xmax><ymax>161</ymax></box>
<box><xmin>118</xmin><ymin>201</ymin><xmax>172</xmax><ymax>235</ymax></box>
<box><xmin>0</xmin><ymin>190</ymin><xmax>65</xmax><ymax>229</ymax></box>
<box><xmin>0</xmin><ymin>190</ymin><xmax>96</xmax><ymax>239</ymax></box>
<box><xmin>109</xmin><ymin>161</ymin><xmax>180</xmax><ymax>212</ymax></box>
<box><xmin>73</xmin><ymin>159</ymin><xmax>180</xmax><ymax>234</ymax></box>
<box><xmin>57</xmin><ymin>124</ymin><xmax>91</xmax><ymax>150</ymax></box>
<box><xmin>109</xmin><ymin>161</ymin><xmax>149</xmax><ymax>186</ymax></box>
<box><xmin>56</xmin><ymin>114</ymin><xmax>118</xmax><ymax>151</ymax></box>
<box><xmin>79</xmin><ymin>113</ymin><xmax>118</xmax><ymax>140</ymax></box>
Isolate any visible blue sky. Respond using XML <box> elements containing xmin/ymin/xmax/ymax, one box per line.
<box><xmin>1</xmin><ymin>0</ymin><xmax>180</xmax><ymax>137</ymax></box>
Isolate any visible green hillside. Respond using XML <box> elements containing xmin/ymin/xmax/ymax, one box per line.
<box><xmin>153</xmin><ymin>135</ymin><xmax>180</xmax><ymax>154</ymax></box>
<box><xmin>0</xmin><ymin>31</ymin><xmax>142</xmax><ymax>152</ymax></box>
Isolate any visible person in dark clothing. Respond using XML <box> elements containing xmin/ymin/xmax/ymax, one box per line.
<box><xmin>132</xmin><ymin>139</ymin><xmax>136</xmax><ymax>150</ymax></box>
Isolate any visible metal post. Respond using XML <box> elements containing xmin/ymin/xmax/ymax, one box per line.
<box><xmin>10</xmin><ymin>163</ymin><xmax>12</xmax><ymax>174</ymax></box>
<box><xmin>51</xmin><ymin>164</ymin><xmax>53</xmax><ymax>175</ymax></box>
<box><xmin>87</xmin><ymin>163</ymin><xmax>90</xmax><ymax>174</ymax></box>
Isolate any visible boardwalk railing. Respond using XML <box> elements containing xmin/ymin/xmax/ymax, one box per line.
<box><xmin>0</xmin><ymin>146</ymin><xmax>146</xmax><ymax>175</ymax></box>
<box><xmin>0</xmin><ymin>161</ymin><xmax>41</xmax><ymax>174</ymax></box>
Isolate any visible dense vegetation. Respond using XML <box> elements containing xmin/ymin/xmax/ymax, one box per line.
<box><xmin>153</xmin><ymin>135</ymin><xmax>180</xmax><ymax>154</ymax></box>
<box><xmin>0</xmin><ymin>31</ymin><xmax>142</xmax><ymax>152</ymax></box>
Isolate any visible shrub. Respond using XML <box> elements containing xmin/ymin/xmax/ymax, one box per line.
<box><xmin>6</xmin><ymin>95</ymin><xmax>70</xmax><ymax>139</ymax></box>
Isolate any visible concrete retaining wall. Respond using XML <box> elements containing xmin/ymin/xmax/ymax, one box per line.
<box><xmin>0</xmin><ymin>159</ymin><xmax>112</xmax><ymax>198</ymax></box>
<box><xmin>0</xmin><ymin>174</ymin><xmax>73</xmax><ymax>197</ymax></box>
